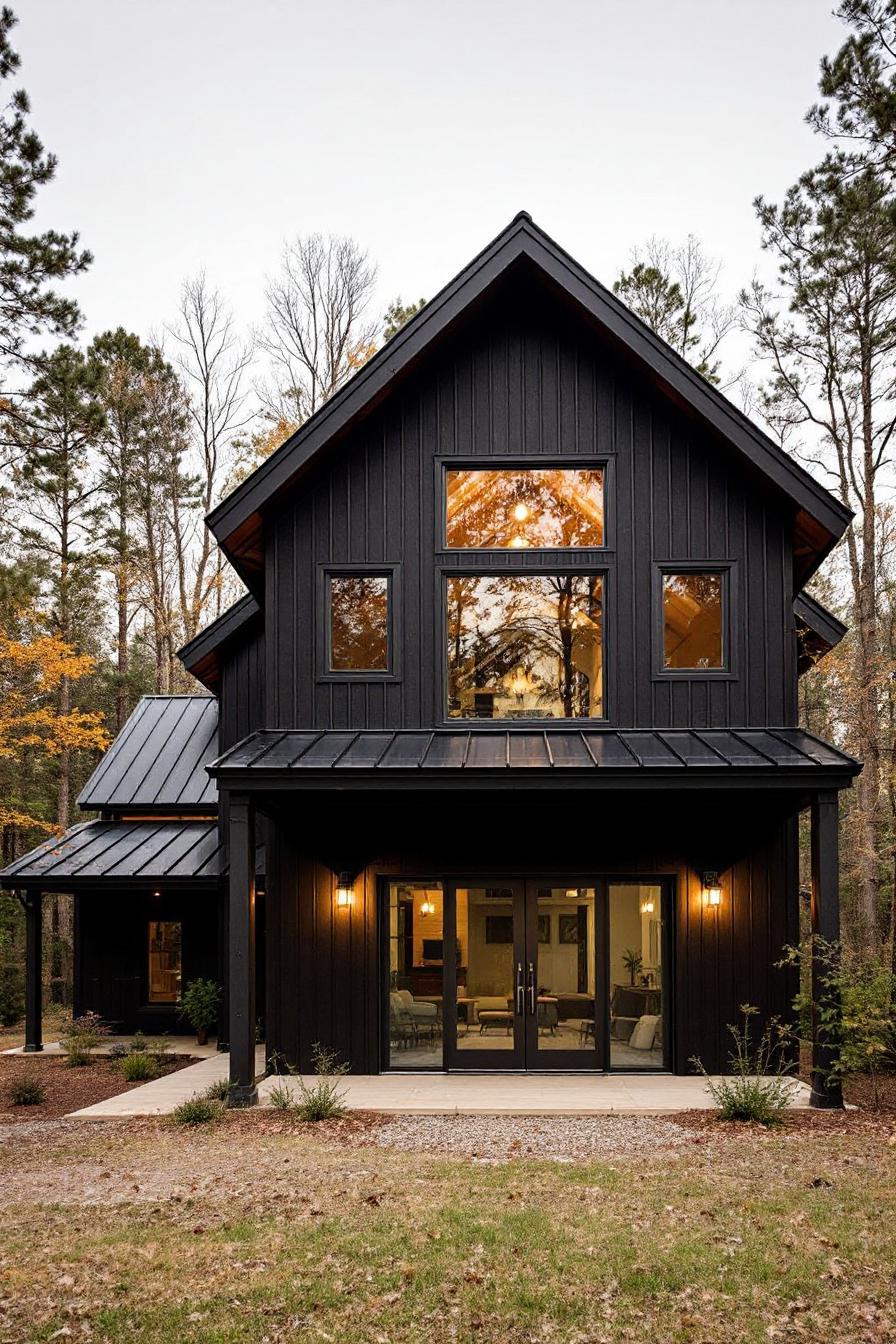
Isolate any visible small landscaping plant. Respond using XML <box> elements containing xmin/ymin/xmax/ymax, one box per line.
<box><xmin>692</xmin><ymin>1003</ymin><xmax>796</xmax><ymax>1125</ymax></box>
<box><xmin>202</xmin><ymin>1077</ymin><xmax>233</xmax><ymax>1102</ymax></box>
<box><xmin>10</xmin><ymin>1077</ymin><xmax>45</xmax><ymax>1106</ymax></box>
<box><xmin>264</xmin><ymin>1043</ymin><xmax>349</xmax><ymax>1119</ymax></box>
<box><xmin>117</xmin><ymin>1051</ymin><xmax>160</xmax><ymax>1082</ymax></box>
<box><xmin>179</xmin><ymin>978</ymin><xmax>221</xmax><ymax>1045</ymax></box>
<box><xmin>294</xmin><ymin>1043</ymin><xmax>349</xmax><ymax>1121</ymax></box>
<box><xmin>171</xmin><ymin>1095</ymin><xmax>223</xmax><ymax>1126</ymax></box>
<box><xmin>61</xmin><ymin>1011</ymin><xmax>110</xmax><ymax>1067</ymax></box>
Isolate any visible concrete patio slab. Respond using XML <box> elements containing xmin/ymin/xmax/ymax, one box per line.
<box><xmin>66</xmin><ymin>1057</ymin><xmax>812</xmax><ymax>1117</ymax></box>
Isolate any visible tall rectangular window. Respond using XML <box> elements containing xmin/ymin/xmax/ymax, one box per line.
<box><xmin>328</xmin><ymin>574</ymin><xmax>389</xmax><ymax>672</ymax></box>
<box><xmin>388</xmin><ymin>882</ymin><xmax>444</xmax><ymax>1069</ymax></box>
<box><xmin>445</xmin><ymin>467</ymin><xmax>604</xmax><ymax>549</ymax></box>
<box><xmin>662</xmin><ymin>571</ymin><xmax>724</xmax><ymax>669</ymax></box>
<box><xmin>447</xmin><ymin>573</ymin><xmax>604</xmax><ymax>718</ymax></box>
<box><xmin>148</xmin><ymin>921</ymin><xmax>181</xmax><ymax>1004</ymax></box>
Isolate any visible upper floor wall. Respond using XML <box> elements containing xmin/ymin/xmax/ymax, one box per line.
<box><xmin>264</xmin><ymin>277</ymin><xmax>798</xmax><ymax>732</ymax></box>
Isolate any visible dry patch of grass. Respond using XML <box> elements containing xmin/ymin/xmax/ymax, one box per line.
<box><xmin>0</xmin><ymin>1115</ymin><xmax>895</xmax><ymax>1342</ymax></box>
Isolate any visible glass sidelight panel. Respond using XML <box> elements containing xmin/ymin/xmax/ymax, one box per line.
<box><xmin>454</xmin><ymin>887</ymin><xmax>518</xmax><ymax>1053</ymax></box>
<box><xmin>387</xmin><ymin>882</ymin><xmax>444</xmax><ymax>1068</ymax></box>
<box><xmin>608</xmin><ymin>883</ymin><xmax>665</xmax><ymax>1069</ymax></box>
<box><xmin>148</xmin><ymin>921</ymin><xmax>181</xmax><ymax>1003</ymax></box>
<box><xmin>531</xmin><ymin>887</ymin><xmax>597</xmax><ymax>1055</ymax></box>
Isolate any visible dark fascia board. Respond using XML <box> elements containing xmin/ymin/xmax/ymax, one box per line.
<box><xmin>178</xmin><ymin>593</ymin><xmax>262</xmax><ymax>689</ymax></box>
<box><xmin>794</xmin><ymin>592</ymin><xmax>847</xmax><ymax>650</ymax></box>
<box><xmin>206</xmin><ymin>212</ymin><xmax>852</xmax><ymax>573</ymax></box>
<box><xmin>207</xmin><ymin>768</ymin><xmax>859</xmax><ymax>793</ymax></box>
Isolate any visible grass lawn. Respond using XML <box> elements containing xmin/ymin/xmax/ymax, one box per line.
<box><xmin>1</xmin><ymin>1112</ymin><xmax>895</xmax><ymax>1343</ymax></box>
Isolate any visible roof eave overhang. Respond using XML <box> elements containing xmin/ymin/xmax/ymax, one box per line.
<box><xmin>208</xmin><ymin>766</ymin><xmax>860</xmax><ymax>793</ymax></box>
<box><xmin>177</xmin><ymin>594</ymin><xmax>263</xmax><ymax>689</ymax></box>
<box><xmin>206</xmin><ymin>214</ymin><xmax>853</xmax><ymax>588</ymax></box>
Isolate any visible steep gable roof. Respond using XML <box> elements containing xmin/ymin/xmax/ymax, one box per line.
<box><xmin>178</xmin><ymin>593</ymin><xmax>262</xmax><ymax>691</ymax></box>
<box><xmin>208</xmin><ymin>212</ymin><xmax>851</xmax><ymax>589</ymax></box>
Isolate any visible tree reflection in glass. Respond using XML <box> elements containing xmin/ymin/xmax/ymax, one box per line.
<box><xmin>329</xmin><ymin>574</ymin><xmax>389</xmax><ymax>671</ymax></box>
<box><xmin>662</xmin><ymin>572</ymin><xmax>723</xmax><ymax>669</ymax></box>
<box><xmin>446</xmin><ymin>468</ymin><xmax>604</xmax><ymax>549</ymax></box>
<box><xmin>447</xmin><ymin>574</ymin><xmax>603</xmax><ymax>718</ymax></box>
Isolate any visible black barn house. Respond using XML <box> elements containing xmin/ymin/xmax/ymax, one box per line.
<box><xmin>2</xmin><ymin>214</ymin><xmax>860</xmax><ymax>1106</ymax></box>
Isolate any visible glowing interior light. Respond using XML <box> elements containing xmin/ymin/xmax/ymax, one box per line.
<box><xmin>513</xmin><ymin>502</ymin><xmax>530</xmax><ymax>523</ymax></box>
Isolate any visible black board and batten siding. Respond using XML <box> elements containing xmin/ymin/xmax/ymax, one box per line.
<box><xmin>218</xmin><ymin>623</ymin><xmax>267</xmax><ymax>752</ymax></box>
<box><xmin>265</xmin><ymin>279</ymin><xmax>796</xmax><ymax>733</ymax></box>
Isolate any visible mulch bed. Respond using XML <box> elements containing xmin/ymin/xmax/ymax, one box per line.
<box><xmin>0</xmin><ymin>1054</ymin><xmax>198</xmax><ymax>1123</ymax></box>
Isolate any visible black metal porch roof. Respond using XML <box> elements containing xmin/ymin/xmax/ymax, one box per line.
<box><xmin>78</xmin><ymin>696</ymin><xmax>218</xmax><ymax>812</ymax></box>
<box><xmin>207</xmin><ymin>727</ymin><xmax>860</xmax><ymax>791</ymax></box>
<box><xmin>0</xmin><ymin>820</ymin><xmax>262</xmax><ymax>889</ymax></box>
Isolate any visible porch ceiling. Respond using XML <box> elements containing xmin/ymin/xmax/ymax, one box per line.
<box><xmin>207</xmin><ymin>727</ymin><xmax>860</xmax><ymax>792</ymax></box>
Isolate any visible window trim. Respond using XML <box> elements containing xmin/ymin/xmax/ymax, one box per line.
<box><xmin>317</xmin><ymin>563</ymin><xmax>401</xmax><ymax>682</ymax></box>
<box><xmin>652</xmin><ymin>560</ymin><xmax>737</xmax><ymax>680</ymax></box>
<box><xmin>437</xmin><ymin>455</ymin><xmax>613</xmax><ymax>555</ymax></box>
<box><xmin>439</xmin><ymin>565</ymin><xmax>610</xmax><ymax>726</ymax></box>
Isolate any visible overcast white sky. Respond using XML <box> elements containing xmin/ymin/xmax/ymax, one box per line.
<box><xmin>19</xmin><ymin>0</ymin><xmax>846</xmax><ymax>347</ymax></box>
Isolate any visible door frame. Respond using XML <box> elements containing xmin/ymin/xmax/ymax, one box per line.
<box><xmin>379</xmin><ymin>872</ymin><xmax>675</xmax><ymax>1074</ymax></box>
<box><xmin>443</xmin><ymin>878</ymin><xmax>528</xmax><ymax>1071</ymax></box>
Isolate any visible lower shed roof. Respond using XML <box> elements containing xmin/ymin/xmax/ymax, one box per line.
<box><xmin>0</xmin><ymin>820</ymin><xmax>264</xmax><ymax>890</ymax></box>
<box><xmin>208</xmin><ymin>727</ymin><xmax>860</xmax><ymax>792</ymax></box>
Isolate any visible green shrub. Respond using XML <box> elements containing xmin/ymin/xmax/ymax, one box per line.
<box><xmin>10</xmin><ymin>1077</ymin><xmax>45</xmax><ymax>1106</ymax></box>
<box><xmin>692</xmin><ymin>1004</ymin><xmax>796</xmax><ymax>1126</ymax></box>
<box><xmin>130</xmin><ymin>1031</ymin><xmax>147</xmax><ymax>1054</ymax></box>
<box><xmin>268</xmin><ymin>1080</ymin><xmax>297</xmax><ymax>1111</ymax></box>
<box><xmin>782</xmin><ymin>937</ymin><xmax>896</xmax><ymax>1107</ymax></box>
<box><xmin>118</xmin><ymin>1051</ymin><xmax>160</xmax><ymax>1082</ymax></box>
<box><xmin>61</xmin><ymin>1010</ymin><xmax>109</xmax><ymax>1065</ymax></box>
<box><xmin>202</xmin><ymin>1077</ymin><xmax>233</xmax><ymax>1102</ymax></box>
<box><xmin>171</xmin><ymin>1096</ymin><xmax>223</xmax><ymax>1127</ymax></box>
<box><xmin>179</xmin><ymin>979</ymin><xmax>221</xmax><ymax>1036</ymax></box>
<box><xmin>294</xmin><ymin>1043</ymin><xmax>349</xmax><ymax>1122</ymax></box>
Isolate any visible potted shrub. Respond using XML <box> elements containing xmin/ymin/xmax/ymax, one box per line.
<box><xmin>180</xmin><ymin>978</ymin><xmax>221</xmax><ymax>1046</ymax></box>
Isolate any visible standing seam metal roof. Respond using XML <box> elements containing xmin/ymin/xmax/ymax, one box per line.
<box><xmin>77</xmin><ymin>696</ymin><xmax>218</xmax><ymax>811</ymax></box>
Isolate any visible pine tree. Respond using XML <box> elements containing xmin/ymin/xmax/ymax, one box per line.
<box><xmin>0</xmin><ymin>7</ymin><xmax>91</xmax><ymax>382</ymax></box>
<box><xmin>13</xmin><ymin>345</ymin><xmax>104</xmax><ymax>827</ymax></box>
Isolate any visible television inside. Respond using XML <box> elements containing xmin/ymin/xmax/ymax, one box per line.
<box><xmin>421</xmin><ymin>938</ymin><xmax>443</xmax><ymax>962</ymax></box>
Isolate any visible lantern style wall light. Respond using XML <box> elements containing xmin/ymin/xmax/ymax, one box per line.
<box><xmin>335</xmin><ymin>872</ymin><xmax>354</xmax><ymax>909</ymax></box>
<box><xmin>640</xmin><ymin>896</ymin><xmax>655</xmax><ymax>915</ymax></box>
<box><xmin>702</xmin><ymin>871</ymin><xmax>722</xmax><ymax>907</ymax></box>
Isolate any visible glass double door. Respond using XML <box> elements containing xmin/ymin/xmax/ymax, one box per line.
<box><xmin>444</xmin><ymin>880</ymin><xmax>602</xmax><ymax>1070</ymax></box>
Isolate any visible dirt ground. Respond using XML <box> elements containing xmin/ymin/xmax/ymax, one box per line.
<box><xmin>1</xmin><ymin>1108</ymin><xmax>896</xmax><ymax>1343</ymax></box>
<box><xmin>0</xmin><ymin>1054</ymin><xmax>198</xmax><ymax>1122</ymax></box>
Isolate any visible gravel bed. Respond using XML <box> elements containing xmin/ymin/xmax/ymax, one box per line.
<box><xmin>365</xmin><ymin>1112</ymin><xmax>694</xmax><ymax>1161</ymax></box>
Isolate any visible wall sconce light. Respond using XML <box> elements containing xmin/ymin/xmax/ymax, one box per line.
<box><xmin>152</xmin><ymin>889</ymin><xmax>161</xmax><ymax>899</ymax></box>
<box><xmin>640</xmin><ymin>897</ymin><xmax>655</xmax><ymax>915</ymax></box>
<box><xmin>702</xmin><ymin>871</ymin><xmax>722</xmax><ymax>907</ymax></box>
<box><xmin>335</xmin><ymin>872</ymin><xmax>354</xmax><ymax>909</ymax></box>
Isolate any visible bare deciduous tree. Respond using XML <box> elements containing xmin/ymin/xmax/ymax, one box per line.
<box><xmin>258</xmin><ymin>232</ymin><xmax>377</xmax><ymax>427</ymax></box>
<box><xmin>168</xmin><ymin>274</ymin><xmax>253</xmax><ymax>635</ymax></box>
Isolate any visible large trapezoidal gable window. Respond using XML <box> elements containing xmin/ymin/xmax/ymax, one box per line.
<box><xmin>148</xmin><ymin>920</ymin><xmax>182</xmax><ymax>1004</ymax></box>
<box><xmin>328</xmin><ymin>573</ymin><xmax>390</xmax><ymax>672</ymax></box>
<box><xmin>447</xmin><ymin>573</ymin><xmax>604</xmax><ymax>719</ymax></box>
<box><xmin>662</xmin><ymin>570</ymin><xmax>725</xmax><ymax>670</ymax></box>
<box><xmin>445</xmin><ymin>467</ymin><xmax>605</xmax><ymax>549</ymax></box>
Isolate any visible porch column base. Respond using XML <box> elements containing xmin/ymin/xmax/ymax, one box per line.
<box><xmin>227</xmin><ymin>1083</ymin><xmax>258</xmax><ymax>1108</ymax></box>
<box><xmin>21</xmin><ymin>1043</ymin><xmax>43</xmax><ymax>1054</ymax></box>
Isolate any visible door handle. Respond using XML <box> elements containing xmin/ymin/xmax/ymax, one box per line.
<box><xmin>528</xmin><ymin>961</ymin><xmax>536</xmax><ymax>1015</ymax></box>
<box><xmin>516</xmin><ymin>962</ymin><xmax>524</xmax><ymax>1015</ymax></box>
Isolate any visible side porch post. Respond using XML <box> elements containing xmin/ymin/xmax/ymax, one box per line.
<box><xmin>228</xmin><ymin>794</ymin><xmax>257</xmax><ymax>1106</ymax></box>
<box><xmin>809</xmin><ymin>789</ymin><xmax>842</xmax><ymax>1109</ymax></box>
<box><xmin>22</xmin><ymin>889</ymin><xmax>43</xmax><ymax>1052</ymax></box>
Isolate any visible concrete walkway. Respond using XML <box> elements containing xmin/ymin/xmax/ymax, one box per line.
<box><xmin>68</xmin><ymin>1056</ymin><xmax>812</xmax><ymax>1117</ymax></box>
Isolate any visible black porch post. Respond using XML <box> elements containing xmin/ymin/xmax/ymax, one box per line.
<box><xmin>217</xmin><ymin>882</ymin><xmax>230</xmax><ymax>1052</ymax></box>
<box><xmin>23</xmin><ymin>890</ymin><xmax>43</xmax><ymax>1053</ymax></box>
<box><xmin>228</xmin><ymin>794</ymin><xmax>257</xmax><ymax>1105</ymax></box>
<box><xmin>810</xmin><ymin>790</ymin><xmax>843</xmax><ymax>1109</ymax></box>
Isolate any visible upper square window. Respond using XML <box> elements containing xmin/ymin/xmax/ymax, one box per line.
<box><xmin>445</xmin><ymin>467</ymin><xmax>604</xmax><ymax>549</ymax></box>
<box><xmin>328</xmin><ymin>573</ymin><xmax>390</xmax><ymax>672</ymax></box>
<box><xmin>662</xmin><ymin>572</ymin><xmax>724</xmax><ymax>669</ymax></box>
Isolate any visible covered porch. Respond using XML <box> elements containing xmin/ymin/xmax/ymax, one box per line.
<box><xmin>211</xmin><ymin>726</ymin><xmax>860</xmax><ymax>1110</ymax></box>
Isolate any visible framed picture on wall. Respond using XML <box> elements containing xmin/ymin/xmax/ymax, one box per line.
<box><xmin>485</xmin><ymin>914</ymin><xmax>514</xmax><ymax>944</ymax></box>
<box><xmin>537</xmin><ymin>914</ymin><xmax>551</xmax><ymax>944</ymax></box>
<box><xmin>558</xmin><ymin>914</ymin><xmax>580</xmax><ymax>944</ymax></box>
